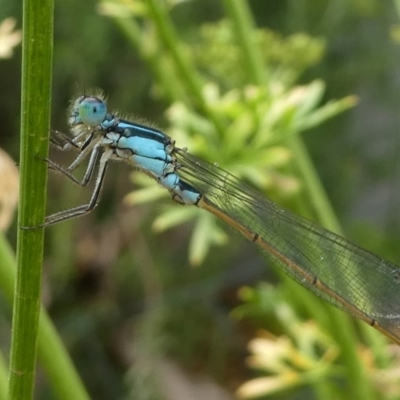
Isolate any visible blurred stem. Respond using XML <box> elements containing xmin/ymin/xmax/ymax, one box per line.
<box><xmin>104</xmin><ymin>8</ymin><xmax>187</xmax><ymax>102</ymax></box>
<box><xmin>223</xmin><ymin>0</ymin><xmax>341</xmax><ymax>233</ymax></box>
<box><xmin>0</xmin><ymin>351</ymin><xmax>6</xmax><ymax>400</ymax></box>
<box><xmin>144</xmin><ymin>0</ymin><xmax>226</xmax><ymax>135</ymax></box>
<box><xmin>8</xmin><ymin>0</ymin><xmax>54</xmax><ymax>398</ymax></box>
<box><xmin>223</xmin><ymin>1</ymin><xmax>376</xmax><ymax>399</ymax></box>
<box><xmin>394</xmin><ymin>0</ymin><xmax>400</xmax><ymax>17</ymax></box>
<box><xmin>288</xmin><ymin>137</ymin><xmax>342</xmax><ymax>234</ymax></box>
<box><xmin>0</xmin><ymin>233</ymin><xmax>90</xmax><ymax>399</ymax></box>
<box><xmin>222</xmin><ymin>0</ymin><xmax>268</xmax><ymax>86</ymax></box>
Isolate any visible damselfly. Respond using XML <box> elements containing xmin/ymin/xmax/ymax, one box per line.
<box><xmin>45</xmin><ymin>92</ymin><xmax>400</xmax><ymax>345</ymax></box>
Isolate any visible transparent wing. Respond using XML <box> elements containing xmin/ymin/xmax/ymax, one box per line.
<box><xmin>174</xmin><ymin>148</ymin><xmax>400</xmax><ymax>342</ymax></box>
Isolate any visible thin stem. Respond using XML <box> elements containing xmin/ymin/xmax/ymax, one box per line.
<box><xmin>288</xmin><ymin>137</ymin><xmax>342</xmax><ymax>233</ymax></box>
<box><xmin>223</xmin><ymin>0</ymin><xmax>342</xmax><ymax>233</ymax></box>
<box><xmin>8</xmin><ymin>0</ymin><xmax>53</xmax><ymax>398</ymax></box>
<box><xmin>144</xmin><ymin>0</ymin><xmax>226</xmax><ymax>135</ymax></box>
<box><xmin>0</xmin><ymin>351</ymin><xmax>6</xmax><ymax>400</ymax></box>
<box><xmin>104</xmin><ymin>10</ymin><xmax>188</xmax><ymax>102</ymax></box>
<box><xmin>223</xmin><ymin>2</ymin><xmax>377</xmax><ymax>400</ymax></box>
<box><xmin>222</xmin><ymin>0</ymin><xmax>267</xmax><ymax>86</ymax></box>
<box><xmin>0</xmin><ymin>233</ymin><xmax>90</xmax><ymax>399</ymax></box>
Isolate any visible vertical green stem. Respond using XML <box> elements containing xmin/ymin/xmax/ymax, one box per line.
<box><xmin>223</xmin><ymin>2</ymin><xmax>376</xmax><ymax>400</ymax></box>
<box><xmin>0</xmin><ymin>232</ymin><xmax>90</xmax><ymax>399</ymax></box>
<box><xmin>104</xmin><ymin>12</ymin><xmax>188</xmax><ymax>102</ymax></box>
<box><xmin>288</xmin><ymin>137</ymin><xmax>342</xmax><ymax>234</ymax></box>
<box><xmin>394</xmin><ymin>0</ymin><xmax>400</xmax><ymax>16</ymax></box>
<box><xmin>0</xmin><ymin>351</ymin><xmax>7</xmax><ymax>400</ymax></box>
<box><xmin>8</xmin><ymin>0</ymin><xmax>53</xmax><ymax>398</ymax></box>
<box><xmin>144</xmin><ymin>0</ymin><xmax>226</xmax><ymax>135</ymax></box>
<box><xmin>224</xmin><ymin>0</ymin><xmax>341</xmax><ymax>233</ymax></box>
<box><xmin>222</xmin><ymin>0</ymin><xmax>267</xmax><ymax>86</ymax></box>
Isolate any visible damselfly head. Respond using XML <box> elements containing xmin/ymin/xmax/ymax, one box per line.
<box><xmin>68</xmin><ymin>95</ymin><xmax>108</xmax><ymax>127</ymax></box>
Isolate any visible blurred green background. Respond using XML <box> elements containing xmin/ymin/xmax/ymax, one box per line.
<box><xmin>2</xmin><ymin>0</ymin><xmax>400</xmax><ymax>399</ymax></box>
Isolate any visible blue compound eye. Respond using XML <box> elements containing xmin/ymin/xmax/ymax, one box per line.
<box><xmin>77</xmin><ymin>96</ymin><xmax>107</xmax><ymax>126</ymax></box>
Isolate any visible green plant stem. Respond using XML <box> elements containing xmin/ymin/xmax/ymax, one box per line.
<box><xmin>8</xmin><ymin>0</ymin><xmax>53</xmax><ymax>398</ymax></box>
<box><xmin>104</xmin><ymin>9</ymin><xmax>188</xmax><ymax>103</ymax></box>
<box><xmin>222</xmin><ymin>0</ymin><xmax>267</xmax><ymax>86</ymax></box>
<box><xmin>288</xmin><ymin>136</ymin><xmax>342</xmax><ymax>234</ymax></box>
<box><xmin>144</xmin><ymin>0</ymin><xmax>226</xmax><ymax>135</ymax></box>
<box><xmin>223</xmin><ymin>2</ymin><xmax>376</xmax><ymax>400</ymax></box>
<box><xmin>223</xmin><ymin>0</ymin><xmax>342</xmax><ymax>233</ymax></box>
<box><xmin>0</xmin><ymin>232</ymin><xmax>90</xmax><ymax>399</ymax></box>
<box><xmin>394</xmin><ymin>0</ymin><xmax>400</xmax><ymax>17</ymax></box>
<box><xmin>0</xmin><ymin>351</ymin><xmax>7</xmax><ymax>400</ymax></box>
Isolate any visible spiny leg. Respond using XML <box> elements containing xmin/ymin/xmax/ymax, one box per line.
<box><xmin>50</xmin><ymin>129</ymin><xmax>94</xmax><ymax>152</ymax></box>
<box><xmin>42</xmin><ymin>151</ymin><xmax>110</xmax><ymax>226</ymax></box>
<box><xmin>50</xmin><ymin>130</ymin><xmax>80</xmax><ymax>151</ymax></box>
<box><xmin>46</xmin><ymin>145</ymin><xmax>101</xmax><ymax>187</ymax></box>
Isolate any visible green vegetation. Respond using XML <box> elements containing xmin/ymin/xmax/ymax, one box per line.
<box><xmin>0</xmin><ymin>0</ymin><xmax>400</xmax><ymax>399</ymax></box>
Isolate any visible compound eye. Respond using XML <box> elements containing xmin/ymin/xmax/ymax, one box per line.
<box><xmin>77</xmin><ymin>96</ymin><xmax>107</xmax><ymax>126</ymax></box>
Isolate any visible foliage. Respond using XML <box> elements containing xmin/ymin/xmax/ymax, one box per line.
<box><xmin>234</xmin><ymin>284</ymin><xmax>400</xmax><ymax>399</ymax></box>
<box><xmin>0</xmin><ymin>0</ymin><xmax>400</xmax><ymax>399</ymax></box>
